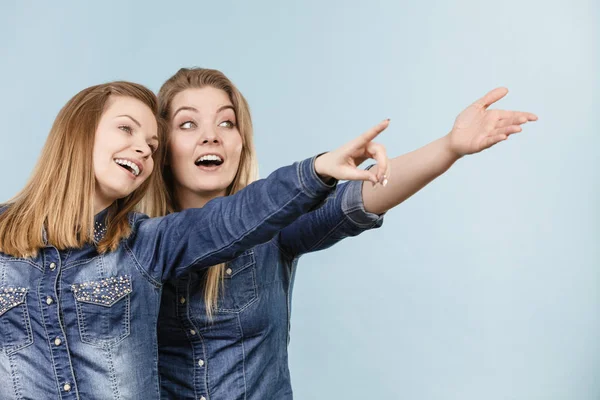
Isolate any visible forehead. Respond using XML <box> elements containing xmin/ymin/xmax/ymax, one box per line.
<box><xmin>103</xmin><ymin>95</ymin><xmax>151</xmax><ymax>116</ymax></box>
<box><xmin>102</xmin><ymin>96</ymin><xmax>157</xmax><ymax>128</ymax></box>
<box><xmin>171</xmin><ymin>87</ymin><xmax>232</xmax><ymax>114</ymax></box>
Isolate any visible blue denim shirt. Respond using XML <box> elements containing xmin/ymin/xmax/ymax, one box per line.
<box><xmin>157</xmin><ymin>179</ymin><xmax>384</xmax><ymax>400</ymax></box>
<box><xmin>0</xmin><ymin>157</ymin><xmax>333</xmax><ymax>400</ymax></box>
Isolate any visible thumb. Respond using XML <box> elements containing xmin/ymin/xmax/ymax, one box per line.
<box><xmin>473</xmin><ymin>87</ymin><xmax>508</xmax><ymax>109</ymax></box>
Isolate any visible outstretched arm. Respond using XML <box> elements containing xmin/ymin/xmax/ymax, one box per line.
<box><xmin>363</xmin><ymin>87</ymin><xmax>538</xmax><ymax>214</ymax></box>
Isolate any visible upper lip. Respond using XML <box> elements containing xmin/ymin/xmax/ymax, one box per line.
<box><xmin>114</xmin><ymin>157</ymin><xmax>144</xmax><ymax>175</ymax></box>
<box><xmin>195</xmin><ymin>152</ymin><xmax>225</xmax><ymax>164</ymax></box>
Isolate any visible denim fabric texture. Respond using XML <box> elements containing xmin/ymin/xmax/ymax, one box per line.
<box><xmin>157</xmin><ymin>179</ymin><xmax>384</xmax><ymax>400</ymax></box>
<box><xmin>0</xmin><ymin>157</ymin><xmax>333</xmax><ymax>400</ymax></box>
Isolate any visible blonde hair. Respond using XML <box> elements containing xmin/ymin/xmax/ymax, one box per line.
<box><xmin>0</xmin><ymin>81</ymin><xmax>165</xmax><ymax>258</ymax></box>
<box><xmin>141</xmin><ymin>68</ymin><xmax>258</xmax><ymax>318</ymax></box>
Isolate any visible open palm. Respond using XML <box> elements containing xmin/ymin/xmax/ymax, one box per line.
<box><xmin>449</xmin><ymin>87</ymin><xmax>538</xmax><ymax>156</ymax></box>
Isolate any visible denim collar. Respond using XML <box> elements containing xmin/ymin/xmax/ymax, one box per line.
<box><xmin>39</xmin><ymin>208</ymin><xmax>109</xmax><ymax>246</ymax></box>
<box><xmin>93</xmin><ymin>207</ymin><xmax>109</xmax><ymax>243</ymax></box>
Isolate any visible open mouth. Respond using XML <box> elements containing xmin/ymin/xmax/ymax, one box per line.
<box><xmin>114</xmin><ymin>158</ymin><xmax>141</xmax><ymax>177</ymax></box>
<box><xmin>194</xmin><ymin>154</ymin><xmax>224</xmax><ymax>168</ymax></box>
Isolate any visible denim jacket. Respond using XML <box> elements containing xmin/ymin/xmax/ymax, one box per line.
<box><xmin>0</xmin><ymin>157</ymin><xmax>333</xmax><ymax>400</ymax></box>
<box><xmin>157</xmin><ymin>179</ymin><xmax>384</xmax><ymax>400</ymax></box>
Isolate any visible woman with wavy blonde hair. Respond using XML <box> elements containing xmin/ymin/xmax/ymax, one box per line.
<box><xmin>0</xmin><ymin>78</ymin><xmax>385</xmax><ymax>399</ymax></box>
<box><xmin>151</xmin><ymin>67</ymin><xmax>537</xmax><ymax>400</ymax></box>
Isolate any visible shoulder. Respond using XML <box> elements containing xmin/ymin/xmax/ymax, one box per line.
<box><xmin>126</xmin><ymin>210</ymin><xmax>180</xmax><ymax>240</ymax></box>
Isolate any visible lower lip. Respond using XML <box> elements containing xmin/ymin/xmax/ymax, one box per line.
<box><xmin>196</xmin><ymin>163</ymin><xmax>223</xmax><ymax>172</ymax></box>
<box><xmin>116</xmin><ymin>163</ymin><xmax>139</xmax><ymax>179</ymax></box>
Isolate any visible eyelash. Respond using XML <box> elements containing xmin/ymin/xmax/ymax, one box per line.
<box><xmin>178</xmin><ymin>120</ymin><xmax>236</xmax><ymax>130</ymax></box>
<box><xmin>119</xmin><ymin>125</ymin><xmax>133</xmax><ymax>134</ymax></box>
<box><xmin>120</xmin><ymin>124</ymin><xmax>158</xmax><ymax>154</ymax></box>
<box><xmin>219</xmin><ymin>120</ymin><xmax>235</xmax><ymax>128</ymax></box>
<box><xmin>180</xmin><ymin>121</ymin><xmax>196</xmax><ymax>129</ymax></box>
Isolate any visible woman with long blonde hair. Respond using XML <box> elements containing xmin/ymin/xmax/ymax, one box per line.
<box><xmin>0</xmin><ymin>80</ymin><xmax>389</xmax><ymax>399</ymax></box>
<box><xmin>150</xmin><ymin>68</ymin><xmax>537</xmax><ymax>399</ymax></box>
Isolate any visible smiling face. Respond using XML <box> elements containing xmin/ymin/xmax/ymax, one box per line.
<box><xmin>168</xmin><ymin>87</ymin><xmax>243</xmax><ymax>208</ymax></box>
<box><xmin>92</xmin><ymin>95</ymin><xmax>159</xmax><ymax>212</ymax></box>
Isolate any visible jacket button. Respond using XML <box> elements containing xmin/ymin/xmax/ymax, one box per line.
<box><xmin>46</xmin><ymin>297</ymin><xmax>54</xmax><ymax>305</ymax></box>
<box><xmin>63</xmin><ymin>383</ymin><xmax>71</xmax><ymax>392</ymax></box>
<box><xmin>54</xmin><ymin>337</ymin><xmax>62</xmax><ymax>346</ymax></box>
<box><xmin>49</xmin><ymin>262</ymin><xmax>56</xmax><ymax>271</ymax></box>
<box><xmin>198</xmin><ymin>359</ymin><xmax>204</xmax><ymax>367</ymax></box>
<box><xmin>179</xmin><ymin>297</ymin><xmax>186</xmax><ymax>304</ymax></box>
<box><xmin>225</xmin><ymin>268</ymin><xmax>232</xmax><ymax>276</ymax></box>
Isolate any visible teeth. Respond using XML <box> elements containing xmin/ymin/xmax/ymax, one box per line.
<box><xmin>114</xmin><ymin>159</ymin><xmax>140</xmax><ymax>176</ymax></box>
<box><xmin>197</xmin><ymin>154</ymin><xmax>223</xmax><ymax>163</ymax></box>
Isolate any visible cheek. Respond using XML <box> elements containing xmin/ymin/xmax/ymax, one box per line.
<box><xmin>229</xmin><ymin>135</ymin><xmax>244</xmax><ymax>165</ymax></box>
<box><xmin>168</xmin><ymin>140</ymin><xmax>189</xmax><ymax>168</ymax></box>
<box><xmin>169</xmin><ymin>133</ymin><xmax>197</xmax><ymax>158</ymax></box>
<box><xmin>145</xmin><ymin>159</ymin><xmax>155</xmax><ymax>177</ymax></box>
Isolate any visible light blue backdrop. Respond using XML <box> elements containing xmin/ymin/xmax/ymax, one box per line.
<box><xmin>1</xmin><ymin>1</ymin><xmax>598</xmax><ymax>399</ymax></box>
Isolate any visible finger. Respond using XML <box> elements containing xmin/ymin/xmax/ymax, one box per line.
<box><xmin>473</xmin><ymin>87</ymin><xmax>509</xmax><ymax>109</ymax></box>
<box><xmin>482</xmin><ymin>134</ymin><xmax>509</xmax><ymax>149</ymax></box>
<box><xmin>494</xmin><ymin>125</ymin><xmax>522</xmax><ymax>137</ymax></box>
<box><xmin>383</xmin><ymin>162</ymin><xmax>392</xmax><ymax>187</ymax></box>
<box><xmin>343</xmin><ymin>168</ymin><xmax>379</xmax><ymax>184</ymax></box>
<box><xmin>357</xmin><ymin>119</ymin><xmax>390</xmax><ymax>145</ymax></box>
<box><xmin>496</xmin><ymin>110</ymin><xmax>538</xmax><ymax>121</ymax></box>
<box><xmin>496</xmin><ymin>116</ymin><xmax>529</xmax><ymax>128</ymax></box>
<box><xmin>366</xmin><ymin>142</ymin><xmax>388</xmax><ymax>183</ymax></box>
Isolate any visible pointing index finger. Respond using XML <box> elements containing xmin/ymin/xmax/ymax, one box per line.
<box><xmin>359</xmin><ymin>119</ymin><xmax>390</xmax><ymax>144</ymax></box>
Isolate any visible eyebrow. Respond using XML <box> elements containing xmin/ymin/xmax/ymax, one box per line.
<box><xmin>116</xmin><ymin>115</ymin><xmax>141</xmax><ymax>128</ymax></box>
<box><xmin>172</xmin><ymin>104</ymin><xmax>235</xmax><ymax>120</ymax></box>
<box><xmin>216</xmin><ymin>105</ymin><xmax>235</xmax><ymax>114</ymax></box>
<box><xmin>172</xmin><ymin>106</ymin><xmax>198</xmax><ymax>119</ymax></box>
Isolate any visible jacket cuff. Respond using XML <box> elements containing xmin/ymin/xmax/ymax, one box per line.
<box><xmin>341</xmin><ymin>178</ymin><xmax>385</xmax><ymax>229</ymax></box>
<box><xmin>297</xmin><ymin>155</ymin><xmax>337</xmax><ymax>199</ymax></box>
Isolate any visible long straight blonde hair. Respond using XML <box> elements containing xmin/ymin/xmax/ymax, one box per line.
<box><xmin>0</xmin><ymin>81</ymin><xmax>164</xmax><ymax>258</ymax></box>
<box><xmin>141</xmin><ymin>68</ymin><xmax>258</xmax><ymax>318</ymax></box>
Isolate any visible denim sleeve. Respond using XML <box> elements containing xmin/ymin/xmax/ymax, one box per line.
<box><xmin>276</xmin><ymin>178</ymin><xmax>384</xmax><ymax>259</ymax></box>
<box><xmin>128</xmin><ymin>156</ymin><xmax>335</xmax><ymax>282</ymax></box>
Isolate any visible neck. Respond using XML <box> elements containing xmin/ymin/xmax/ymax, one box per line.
<box><xmin>93</xmin><ymin>195</ymin><xmax>111</xmax><ymax>216</ymax></box>
<box><xmin>176</xmin><ymin>186</ymin><xmax>226</xmax><ymax>210</ymax></box>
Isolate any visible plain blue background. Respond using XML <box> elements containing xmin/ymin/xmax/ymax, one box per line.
<box><xmin>1</xmin><ymin>1</ymin><xmax>598</xmax><ymax>399</ymax></box>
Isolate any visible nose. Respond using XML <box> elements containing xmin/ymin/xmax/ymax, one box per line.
<box><xmin>135</xmin><ymin>147</ymin><xmax>151</xmax><ymax>158</ymax></box>
<box><xmin>133</xmin><ymin>140</ymin><xmax>152</xmax><ymax>159</ymax></box>
<box><xmin>199</xmin><ymin>126</ymin><xmax>220</xmax><ymax>145</ymax></box>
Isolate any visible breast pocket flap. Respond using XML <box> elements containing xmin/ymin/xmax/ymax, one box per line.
<box><xmin>0</xmin><ymin>287</ymin><xmax>27</xmax><ymax>316</ymax></box>
<box><xmin>71</xmin><ymin>276</ymin><xmax>132</xmax><ymax>307</ymax></box>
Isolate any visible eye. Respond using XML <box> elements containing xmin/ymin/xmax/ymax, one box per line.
<box><xmin>119</xmin><ymin>125</ymin><xmax>133</xmax><ymax>134</ymax></box>
<box><xmin>219</xmin><ymin>120</ymin><xmax>235</xmax><ymax>129</ymax></box>
<box><xmin>179</xmin><ymin>121</ymin><xmax>196</xmax><ymax>130</ymax></box>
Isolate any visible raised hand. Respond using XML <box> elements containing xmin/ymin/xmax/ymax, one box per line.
<box><xmin>314</xmin><ymin>119</ymin><xmax>391</xmax><ymax>185</ymax></box>
<box><xmin>449</xmin><ymin>87</ymin><xmax>538</xmax><ymax>157</ymax></box>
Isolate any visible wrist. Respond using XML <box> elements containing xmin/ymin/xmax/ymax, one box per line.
<box><xmin>314</xmin><ymin>153</ymin><xmax>335</xmax><ymax>184</ymax></box>
<box><xmin>443</xmin><ymin>131</ymin><xmax>464</xmax><ymax>161</ymax></box>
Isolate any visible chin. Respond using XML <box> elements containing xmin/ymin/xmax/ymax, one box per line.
<box><xmin>111</xmin><ymin>185</ymin><xmax>140</xmax><ymax>200</ymax></box>
<box><xmin>191</xmin><ymin>178</ymin><xmax>231</xmax><ymax>193</ymax></box>
<box><xmin>195</xmin><ymin>185</ymin><xmax>229</xmax><ymax>195</ymax></box>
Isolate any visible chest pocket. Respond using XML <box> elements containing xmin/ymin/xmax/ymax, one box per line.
<box><xmin>215</xmin><ymin>250</ymin><xmax>258</xmax><ymax>313</ymax></box>
<box><xmin>71</xmin><ymin>275</ymin><xmax>132</xmax><ymax>348</ymax></box>
<box><xmin>0</xmin><ymin>286</ymin><xmax>33</xmax><ymax>354</ymax></box>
